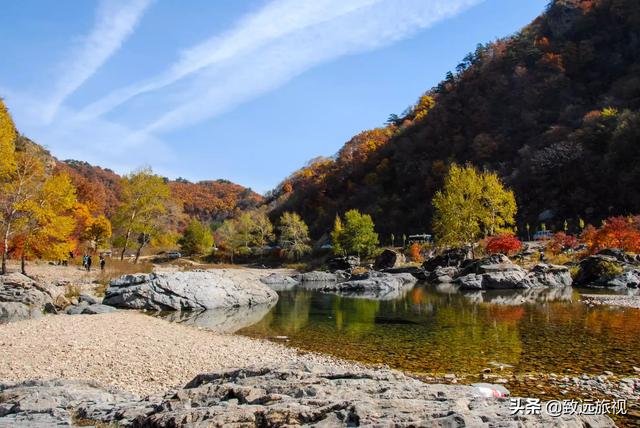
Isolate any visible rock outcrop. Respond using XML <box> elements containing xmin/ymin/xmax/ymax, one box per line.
<box><xmin>0</xmin><ymin>364</ymin><xmax>613</xmax><ymax>427</ymax></box>
<box><xmin>374</xmin><ymin>249</ymin><xmax>405</xmax><ymax>270</ymax></box>
<box><xmin>259</xmin><ymin>273</ymin><xmax>299</xmax><ymax>290</ymax></box>
<box><xmin>327</xmin><ymin>255</ymin><xmax>360</xmax><ymax>272</ymax></box>
<box><xmin>382</xmin><ymin>266</ymin><xmax>428</xmax><ymax>280</ymax></box>
<box><xmin>317</xmin><ymin>271</ymin><xmax>418</xmax><ymax>300</ymax></box>
<box><xmin>426</xmin><ymin>254</ymin><xmax>574</xmax><ymax>290</ymax></box>
<box><xmin>294</xmin><ymin>271</ymin><xmax>337</xmax><ymax>282</ymax></box>
<box><xmin>103</xmin><ymin>270</ymin><xmax>278</xmax><ymax>311</ymax></box>
<box><xmin>423</xmin><ymin>247</ymin><xmax>472</xmax><ymax>272</ymax></box>
<box><xmin>573</xmin><ymin>255</ymin><xmax>625</xmax><ymax>287</ymax></box>
<box><xmin>522</xmin><ymin>263</ymin><xmax>573</xmax><ymax>288</ymax></box>
<box><xmin>0</xmin><ymin>273</ymin><xmax>56</xmax><ymax>324</ymax></box>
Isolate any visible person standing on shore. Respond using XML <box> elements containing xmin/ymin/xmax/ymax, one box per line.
<box><xmin>82</xmin><ymin>255</ymin><xmax>88</xmax><ymax>270</ymax></box>
<box><xmin>100</xmin><ymin>255</ymin><xmax>106</xmax><ymax>271</ymax></box>
<box><xmin>86</xmin><ymin>255</ymin><xmax>92</xmax><ymax>272</ymax></box>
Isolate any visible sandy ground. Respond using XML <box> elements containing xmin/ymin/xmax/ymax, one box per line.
<box><xmin>0</xmin><ymin>311</ymin><xmax>361</xmax><ymax>397</ymax></box>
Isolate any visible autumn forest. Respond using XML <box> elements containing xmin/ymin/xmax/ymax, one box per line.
<box><xmin>2</xmin><ymin>0</ymin><xmax>640</xmax><ymax>268</ymax></box>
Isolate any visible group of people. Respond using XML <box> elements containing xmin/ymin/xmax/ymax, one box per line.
<box><xmin>81</xmin><ymin>254</ymin><xmax>106</xmax><ymax>272</ymax></box>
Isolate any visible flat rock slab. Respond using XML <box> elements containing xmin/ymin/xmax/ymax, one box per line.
<box><xmin>65</xmin><ymin>364</ymin><xmax>617</xmax><ymax>427</ymax></box>
<box><xmin>103</xmin><ymin>270</ymin><xmax>278</xmax><ymax>311</ymax></box>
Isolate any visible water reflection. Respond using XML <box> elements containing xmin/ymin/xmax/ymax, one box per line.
<box><xmin>239</xmin><ymin>284</ymin><xmax>640</xmax><ymax>377</ymax></box>
<box><xmin>155</xmin><ymin>301</ymin><xmax>275</xmax><ymax>333</ymax></box>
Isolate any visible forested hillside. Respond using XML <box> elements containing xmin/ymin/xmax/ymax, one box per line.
<box><xmin>61</xmin><ymin>161</ymin><xmax>262</xmax><ymax>225</ymax></box>
<box><xmin>269</xmin><ymin>0</ymin><xmax>640</xmax><ymax>238</ymax></box>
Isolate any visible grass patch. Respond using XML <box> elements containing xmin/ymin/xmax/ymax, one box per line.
<box><xmin>96</xmin><ymin>258</ymin><xmax>153</xmax><ymax>285</ymax></box>
<box><xmin>64</xmin><ymin>284</ymin><xmax>81</xmax><ymax>300</ymax></box>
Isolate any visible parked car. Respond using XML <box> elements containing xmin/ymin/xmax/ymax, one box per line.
<box><xmin>533</xmin><ymin>230</ymin><xmax>553</xmax><ymax>240</ymax></box>
<box><xmin>167</xmin><ymin>251</ymin><xmax>182</xmax><ymax>259</ymax></box>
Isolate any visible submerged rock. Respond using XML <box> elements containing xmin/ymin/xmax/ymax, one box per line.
<box><xmin>63</xmin><ymin>364</ymin><xmax>616</xmax><ymax>427</ymax></box>
<box><xmin>104</xmin><ymin>270</ymin><xmax>278</xmax><ymax>311</ymax></box>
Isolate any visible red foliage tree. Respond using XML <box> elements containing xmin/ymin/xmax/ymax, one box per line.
<box><xmin>485</xmin><ymin>234</ymin><xmax>522</xmax><ymax>255</ymax></box>
<box><xmin>580</xmin><ymin>216</ymin><xmax>640</xmax><ymax>253</ymax></box>
<box><xmin>546</xmin><ymin>232</ymin><xmax>578</xmax><ymax>255</ymax></box>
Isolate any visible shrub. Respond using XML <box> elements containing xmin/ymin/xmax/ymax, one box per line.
<box><xmin>485</xmin><ymin>234</ymin><xmax>522</xmax><ymax>255</ymax></box>
<box><xmin>407</xmin><ymin>242</ymin><xmax>423</xmax><ymax>262</ymax></box>
<box><xmin>64</xmin><ymin>284</ymin><xmax>81</xmax><ymax>299</ymax></box>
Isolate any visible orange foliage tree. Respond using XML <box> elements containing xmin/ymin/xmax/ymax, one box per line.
<box><xmin>580</xmin><ymin>216</ymin><xmax>640</xmax><ymax>253</ymax></box>
<box><xmin>407</xmin><ymin>242</ymin><xmax>423</xmax><ymax>263</ymax></box>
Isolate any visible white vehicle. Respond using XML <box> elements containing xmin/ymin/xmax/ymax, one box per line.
<box><xmin>167</xmin><ymin>251</ymin><xmax>182</xmax><ymax>259</ymax></box>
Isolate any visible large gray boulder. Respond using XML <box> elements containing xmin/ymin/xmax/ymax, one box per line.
<box><xmin>573</xmin><ymin>255</ymin><xmax>625</xmax><ymax>287</ymax></box>
<box><xmin>455</xmin><ymin>261</ymin><xmax>528</xmax><ymax>290</ymax></box>
<box><xmin>69</xmin><ymin>364</ymin><xmax>613</xmax><ymax>427</ymax></box>
<box><xmin>423</xmin><ymin>247</ymin><xmax>472</xmax><ymax>272</ymax></box>
<box><xmin>0</xmin><ymin>379</ymin><xmax>137</xmax><ymax>427</ymax></box>
<box><xmin>294</xmin><ymin>271</ymin><xmax>337</xmax><ymax>282</ymax></box>
<box><xmin>523</xmin><ymin>263</ymin><xmax>573</xmax><ymax>288</ymax></box>
<box><xmin>0</xmin><ymin>273</ymin><xmax>54</xmax><ymax>324</ymax></box>
<box><xmin>259</xmin><ymin>273</ymin><xmax>299</xmax><ymax>290</ymax></box>
<box><xmin>606</xmin><ymin>269</ymin><xmax>640</xmax><ymax>288</ymax></box>
<box><xmin>326</xmin><ymin>255</ymin><xmax>360</xmax><ymax>272</ymax></box>
<box><xmin>104</xmin><ymin>270</ymin><xmax>278</xmax><ymax>311</ymax></box>
<box><xmin>318</xmin><ymin>271</ymin><xmax>417</xmax><ymax>300</ymax></box>
<box><xmin>383</xmin><ymin>266</ymin><xmax>428</xmax><ymax>280</ymax></box>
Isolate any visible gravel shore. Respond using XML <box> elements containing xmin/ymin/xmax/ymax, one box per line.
<box><xmin>0</xmin><ymin>311</ymin><xmax>359</xmax><ymax>396</ymax></box>
<box><xmin>581</xmin><ymin>293</ymin><xmax>640</xmax><ymax>309</ymax></box>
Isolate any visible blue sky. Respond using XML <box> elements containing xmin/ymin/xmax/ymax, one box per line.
<box><xmin>0</xmin><ymin>0</ymin><xmax>547</xmax><ymax>193</ymax></box>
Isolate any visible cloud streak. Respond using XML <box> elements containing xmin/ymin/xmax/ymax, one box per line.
<box><xmin>82</xmin><ymin>0</ymin><xmax>383</xmax><ymax>117</ymax></box>
<box><xmin>142</xmin><ymin>0</ymin><xmax>483</xmax><ymax>134</ymax></box>
<box><xmin>43</xmin><ymin>0</ymin><xmax>152</xmax><ymax>123</ymax></box>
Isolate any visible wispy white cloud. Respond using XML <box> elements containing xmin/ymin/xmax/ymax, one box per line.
<box><xmin>142</xmin><ymin>0</ymin><xmax>483</xmax><ymax>134</ymax></box>
<box><xmin>2</xmin><ymin>88</ymin><xmax>172</xmax><ymax>175</ymax></box>
<box><xmin>43</xmin><ymin>0</ymin><xmax>152</xmax><ymax>123</ymax></box>
<box><xmin>81</xmin><ymin>0</ymin><xmax>384</xmax><ymax>117</ymax></box>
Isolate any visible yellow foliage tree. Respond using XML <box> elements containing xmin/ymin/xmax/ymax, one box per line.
<box><xmin>114</xmin><ymin>168</ymin><xmax>170</xmax><ymax>262</ymax></box>
<box><xmin>83</xmin><ymin>215</ymin><xmax>112</xmax><ymax>253</ymax></box>
<box><xmin>432</xmin><ymin>164</ymin><xmax>516</xmax><ymax>249</ymax></box>
<box><xmin>0</xmin><ymin>99</ymin><xmax>17</xmax><ymax>178</ymax></box>
<box><xmin>18</xmin><ymin>172</ymin><xmax>77</xmax><ymax>274</ymax></box>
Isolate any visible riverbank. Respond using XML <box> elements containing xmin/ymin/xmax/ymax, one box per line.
<box><xmin>0</xmin><ymin>311</ymin><xmax>620</xmax><ymax>427</ymax></box>
<box><xmin>0</xmin><ymin>311</ymin><xmax>359</xmax><ymax>396</ymax></box>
